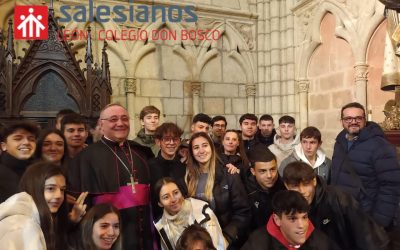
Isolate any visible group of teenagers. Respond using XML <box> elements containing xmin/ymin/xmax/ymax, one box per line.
<box><xmin>0</xmin><ymin>101</ymin><xmax>399</xmax><ymax>250</ymax></box>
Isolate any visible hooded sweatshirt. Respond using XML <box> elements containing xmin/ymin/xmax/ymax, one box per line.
<box><xmin>279</xmin><ymin>144</ymin><xmax>331</xmax><ymax>181</ymax></box>
<box><xmin>242</xmin><ymin>214</ymin><xmax>339</xmax><ymax>250</ymax></box>
<box><xmin>0</xmin><ymin>192</ymin><xmax>46</xmax><ymax>249</ymax></box>
<box><xmin>266</xmin><ymin>215</ymin><xmax>314</xmax><ymax>250</ymax></box>
<box><xmin>133</xmin><ymin>128</ymin><xmax>159</xmax><ymax>156</ymax></box>
<box><xmin>268</xmin><ymin>133</ymin><xmax>300</xmax><ymax>167</ymax></box>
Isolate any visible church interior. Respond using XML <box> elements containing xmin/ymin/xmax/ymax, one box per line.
<box><xmin>0</xmin><ymin>0</ymin><xmax>399</xmax><ymax>157</ymax></box>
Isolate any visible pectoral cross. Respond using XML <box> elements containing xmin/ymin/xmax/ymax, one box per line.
<box><xmin>127</xmin><ymin>175</ymin><xmax>138</xmax><ymax>194</ymax></box>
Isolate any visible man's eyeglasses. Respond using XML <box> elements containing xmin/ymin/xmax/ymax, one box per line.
<box><xmin>213</xmin><ymin>124</ymin><xmax>226</xmax><ymax>128</ymax></box>
<box><xmin>161</xmin><ymin>137</ymin><xmax>181</xmax><ymax>143</ymax></box>
<box><xmin>101</xmin><ymin>116</ymin><xmax>130</xmax><ymax>123</ymax></box>
<box><xmin>341</xmin><ymin>116</ymin><xmax>365</xmax><ymax>123</ymax></box>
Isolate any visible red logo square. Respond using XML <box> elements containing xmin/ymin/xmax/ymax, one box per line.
<box><xmin>14</xmin><ymin>5</ymin><xmax>48</xmax><ymax>40</ymax></box>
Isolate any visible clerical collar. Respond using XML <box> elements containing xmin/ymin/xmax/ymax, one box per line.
<box><xmin>102</xmin><ymin>136</ymin><xmax>126</xmax><ymax>146</ymax></box>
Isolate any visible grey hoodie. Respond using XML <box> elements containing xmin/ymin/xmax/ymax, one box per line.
<box><xmin>279</xmin><ymin>143</ymin><xmax>332</xmax><ymax>181</ymax></box>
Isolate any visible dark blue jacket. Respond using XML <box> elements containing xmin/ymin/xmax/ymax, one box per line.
<box><xmin>331</xmin><ymin>121</ymin><xmax>400</xmax><ymax>227</ymax></box>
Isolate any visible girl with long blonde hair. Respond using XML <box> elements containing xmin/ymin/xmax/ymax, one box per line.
<box><xmin>185</xmin><ymin>132</ymin><xmax>251</xmax><ymax>249</ymax></box>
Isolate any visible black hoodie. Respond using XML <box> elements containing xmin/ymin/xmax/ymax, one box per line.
<box><xmin>310</xmin><ymin>176</ymin><xmax>389</xmax><ymax>250</ymax></box>
<box><xmin>244</xmin><ymin>169</ymin><xmax>286</xmax><ymax>231</ymax></box>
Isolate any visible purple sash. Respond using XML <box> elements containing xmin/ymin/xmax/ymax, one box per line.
<box><xmin>93</xmin><ymin>184</ymin><xmax>150</xmax><ymax>210</ymax></box>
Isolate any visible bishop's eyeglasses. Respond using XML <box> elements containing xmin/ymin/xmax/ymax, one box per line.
<box><xmin>101</xmin><ymin>115</ymin><xmax>130</xmax><ymax>123</ymax></box>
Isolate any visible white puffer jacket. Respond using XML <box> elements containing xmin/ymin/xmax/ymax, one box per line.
<box><xmin>0</xmin><ymin>192</ymin><xmax>46</xmax><ymax>250</ymax></box>
<box><xmin>156</xmin><ymin>198</ymin><xmax>227</xmax><ymax>250</ymax></box>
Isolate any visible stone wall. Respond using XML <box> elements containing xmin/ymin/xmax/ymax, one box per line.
<box><xmin>0</xmin><ymin>0</ymin><xmax>392</xmax><ymax>148</ymax></box>
<box><xmin>0</xmin><ymin>0</ymin><xmax>262</xmax><ymax>138</ymax></box>
<box><xmin>307</xmin><ymin>13</ymin><xmax>355</xmax><ymax>156</ymax></box>
<box><xmin>293</xmin><ymin>0</ymin><xmax>388</xmax><ymax>156</ymax></box>
<box><xmin>69</xmin><ymin>0</ymin><xmax>259</xmax><ymax>138</ymax></box>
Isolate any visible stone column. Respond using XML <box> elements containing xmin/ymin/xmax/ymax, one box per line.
<box><xmin>257</xmin><ymin>0</ymin><xmax>266</xmax><ymax>114</ymax></box>
<box><xmin>354</xmin><ymin>63</ymin><xmax>368</xmax><ymax>108</ymax></box>
<box><xmin>191</xmin><ymin>81</ymin><xmax>201</xmax><ymax>115</ymax></box>
<box><xmin>280</xmin><ymin>0</ymin><xmax>288</xmax><ymax>113</ymax></box>
<box><xmin>270</xmin><ymin>0</ymin><xmax>281</xmax><ymax>114</ymax></box>
<box><xmin>246</xmin><ymin>84</ymin><xmax>256</xmax><ymax>113</ymax></box>
<box><xmin>125</xmin><ymin>77</ymin><xmax>136</xmax><ymax>137</ymax></box>
<box><xmin>297</xmin><ymin>79</ymin><xmax>310</xmax><ymax>130</ymax></box>
<box><xmin>286</xmin><ymin>0</ymin><xmax>296</xmax><ymax>117</ymax></box>
<box><xmin>265</xmin><ymin>0</ymin><xmax>272</xmax><ymax>114</ymax></box>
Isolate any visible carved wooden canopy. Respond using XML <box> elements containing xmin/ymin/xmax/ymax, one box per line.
<box><xmin>0</xmin><ymin>4</ymin><xmax>112</xmax><ymax>125</ymax></box>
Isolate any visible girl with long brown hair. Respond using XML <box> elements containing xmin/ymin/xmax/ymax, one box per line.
<box><xmin>0</xmin><ymin>162</ymin><xmax>87</xmax><ymax>250</ymax></box>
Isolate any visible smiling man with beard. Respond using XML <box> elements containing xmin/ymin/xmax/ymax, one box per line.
<box><xmin>331</xmin><ymin>102</ymin><xmax>400</xmax><ymax>230</ymax></box>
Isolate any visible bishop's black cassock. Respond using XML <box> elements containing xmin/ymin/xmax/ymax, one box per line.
<box><xmin>68</xmin><ymin>136</ymin><xmax>155</xmax><ymax>250</ymax></box>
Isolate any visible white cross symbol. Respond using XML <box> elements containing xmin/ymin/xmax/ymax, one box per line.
<box><xmin>17</xmin><ymin>8</ymin><xmax>45</xmax><ymax>38</ymax></box>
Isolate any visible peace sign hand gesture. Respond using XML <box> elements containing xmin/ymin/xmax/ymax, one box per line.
<box><xmin>68</xmin><ymin>191</ymin><xmax>88</xmax><ymax>223</ymax></box>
